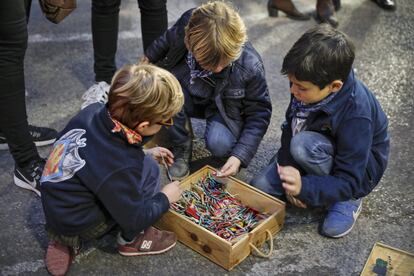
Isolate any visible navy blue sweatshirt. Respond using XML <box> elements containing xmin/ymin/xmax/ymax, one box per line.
<box><xmin>40</xmin><ymin>103</ymin><xmax>170</xmax><ymax>237</ymax></box>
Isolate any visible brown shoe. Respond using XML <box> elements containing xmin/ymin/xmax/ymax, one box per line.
<box><xmin>267</xmin><ymin>0</ymin><xmax>310</xmax><ymax>20</ymax></box>
<box><xmin>118</xmin><ymin>226</ymin><xmax>177</xmax><ymax>256</ymax></box>
<box><xmin>316</xmin><ymin>0</ymin><xmax>339</xmax><ymax>27</ymax></box>
<box><xmin>45</xmin><ymin>241</ymin><xmax>72</xmax><ymax>276</ymax></box>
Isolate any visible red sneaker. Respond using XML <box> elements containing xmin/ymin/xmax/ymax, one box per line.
<box><xmin>45</xmin><ymin>241</ymin><xmax>72</xmax><ymax>276</ymax></box>
<box><xmin>118</xmin><ymin>226</ymin><xmax>177</xmax><ymax>256</ymax></box>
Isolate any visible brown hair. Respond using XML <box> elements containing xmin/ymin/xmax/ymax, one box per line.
<box><xmin>185</xmin><ymin>1</ymin><xmax>247</xmax><ymax>70</ymax></box>
<box><xmin>107</xmin><ymin>64</ymin><xmax>184</xmax><ymax>128</ymax></box>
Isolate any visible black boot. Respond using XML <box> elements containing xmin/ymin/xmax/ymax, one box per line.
<box><xmin>316</xmin><ymin>0</ymin><xmax>339</xmax><ymax>28</ymax></box>
<box><xmin>267</xmin><ymin>0</ymin><xmax>310</xmax><ymax>20</ymax></box>
<box><xmin>332</xmin><ymin>0</ymin><xmax>341</xmax><ymax>11</ymax></box>
<box><xmin>169</xmin><ymin>139</ymin><xmax>192</xmax><ymax>180</ymax></box>
<box><xmin>372</xmin><ymin>0</ymin><xmax>396</xmax><ymax>11</ymax></box>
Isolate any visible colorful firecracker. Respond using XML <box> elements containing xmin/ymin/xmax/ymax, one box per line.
<box><xmin>170</xmin><ymin>173</ymin><xmax>269</xmax><ymax>242</ymax></box>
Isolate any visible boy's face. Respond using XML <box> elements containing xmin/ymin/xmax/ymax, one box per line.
<box><xmin>288</xmin><ymin>75</ymin><xmax>342</xmax><ymax>104</ymax></box>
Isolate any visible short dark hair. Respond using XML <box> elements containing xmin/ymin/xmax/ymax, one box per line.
<box><xmin>281</xmin><ymin>24</ymin><xmax>355</xmax><ymax>89</ymax></box>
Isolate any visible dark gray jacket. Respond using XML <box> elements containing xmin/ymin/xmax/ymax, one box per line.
<box><xmin>145</xmin><ymin>9</ymin><xmax>272</xmax><ymax>166</ymax></box>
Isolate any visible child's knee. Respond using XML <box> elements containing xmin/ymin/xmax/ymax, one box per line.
<box><xmin>290</xmin><ymin>131</ymin><xmax>334</xmax><ymax>175</ymax></box>
<box><xmin>250</xmin><ymin>175</ymin><xmax>284</xmax><ymax>198</ymax></box>
<box><xmin>250</xmin><ymin>174</ymin><xmax>271</xmax><ymax>192</ymax></box>
<box><xmin>205</xmin><ymin>133</ymin><xmax>234</xmax><ymax>158</ymax></box>
<box><xmin>250</xmin><ymin>163</ymin><xmax>284</xmax><ymax>197</ymax></box>
<box><xmin>290</xmin><ymin>131</ymin><xmax>324</xmax><ymax>164</ymax></box>
<box><xmin>290</xmin><ymin>134</ymin><xmax>312</xmax><ymax>165</ymax></box>
<box><xmin>205</xmin><ymin>139</ymin><xmax>232</xmax><ymax>158</ymax></box>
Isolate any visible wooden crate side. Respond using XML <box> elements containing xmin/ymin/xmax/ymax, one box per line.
<box><xmin>225</xmin><ymin>179</ymin><xmax>285</xmax><ymax>214</ymax></box>
<box><xmin>229</xmin><ymin>209</ymin><xmax>285</xmax><ymax>270</ymax></box>
<box><xmin>228</xmin><ymin>235</ymin><xmax>252</xmax><ymax>270</ymax></box>
<box><xmin>155</xmin><ymin>210</ymin><xmax>233</xmax><ymax>270</ymax></box>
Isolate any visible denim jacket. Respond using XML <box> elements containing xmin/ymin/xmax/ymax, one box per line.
<box><xmin>278</xmin><ymin>71</ymin><xmax>390</xmax><ymax>207</ymax></box>
<box><xmin>145</xmin><ymin>9</ymin><xmax>272</xmax><ymax>166</ymax></box>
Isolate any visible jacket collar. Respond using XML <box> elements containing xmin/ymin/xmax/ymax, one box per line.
<box><xmin>98</xmin><ymin>105</ymin><xmax>143</xmax><ymax>146</ymax></box>
<box><xmin>320</xmin><ymin>69</ymin><xmax>356</xmax><ymax>115</ymax></box>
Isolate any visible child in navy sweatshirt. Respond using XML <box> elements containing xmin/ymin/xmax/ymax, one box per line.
<box><xmin>40</xmin><ymin>64</ymin><xmax>184</xmax><ymax>275</ymax></box>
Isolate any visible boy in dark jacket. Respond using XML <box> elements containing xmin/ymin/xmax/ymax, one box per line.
<box><xmin>250</xmin><ymin>24</ymin><xmax>390</xmax><ymax>238</ymax></box>
<box><xmin>143</xmin><ymin>1</ymin><xmax>272</xmax><ymax>179</ymax></box>
<box><xmin>40</xmin><ymin>64</ymin><xmax>184</xmax><ymax>275</ymax></box>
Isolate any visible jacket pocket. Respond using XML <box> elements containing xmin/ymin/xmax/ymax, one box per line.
<box><xmin>364</xmin><ymin>152</ymin><xmax>380</xmax><ymax>193</ymax></box>
<box><xmin>222</xmin><ymin>89</ymin><xmax>245</xmax><ymax>120</ymax></box>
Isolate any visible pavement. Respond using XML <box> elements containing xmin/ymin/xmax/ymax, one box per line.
<box><xmin>0</xmin><ymin>0</ymin><xmax>413</xmax><ymax>275</ymax></box>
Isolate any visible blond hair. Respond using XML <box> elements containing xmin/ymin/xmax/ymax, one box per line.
<box><xmin>185</xmin><ymin>1</ymin><xmax>247</xmax><ymax>70</ymax></box>
<box><xmin>108</xmin><ymin>64</ymin><xmax>184</xmax><ymax>128</ymax></box>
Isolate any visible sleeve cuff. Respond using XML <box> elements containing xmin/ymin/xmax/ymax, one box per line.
<box><xmin>152</xmin><ymin>192</ymin><xmax>170</xmax><ymax>213</ymax></box>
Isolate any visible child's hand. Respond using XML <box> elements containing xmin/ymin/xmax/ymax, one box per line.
<box><xmin>277</xmin><ymin>164</ymin><xmax>302</xmax><ymax>196</ymax></box>
<box><xmin>161</xmin><ymin>181</ymin><xmax>183</xmax><ymax>203</ymax></box>
<box><xmin>217</xmin><ymin>156</ymin><xmax>241</xmax><ymax>177</ymax></box>
<box><xmin>286</xmin><ymin>194</ymin><xmax>307</xmax><ymax>208</ymax></box>
<box><xmin>144</xmin><ymin>147</ymin><xmax>174</xmax><ymax>166</ymax></box>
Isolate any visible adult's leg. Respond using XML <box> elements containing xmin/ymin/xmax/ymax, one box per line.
<box><xmin>92</xmin><ymin>0</ymin><xmax>121</xmax><ymax>83</ymax></box>
<box><xmin>137</xmin><ymin>0</ymin><xmax>168</xmax><ymax>51</ymax></box>
<box><xmin>0</xmin><ymin>0</ymin><xmax>39</xmax><ymax>167</ymax></box>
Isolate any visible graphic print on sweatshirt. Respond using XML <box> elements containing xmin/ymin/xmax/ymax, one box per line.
<box><xmin>41</xmin><ymin>129</ymin><xmax>87</xmax><ymax>183</ymax></box>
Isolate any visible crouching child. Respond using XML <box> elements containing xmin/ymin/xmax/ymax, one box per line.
<box><xmin>144</xmin><ymin>1</ymin><xmax>272</xmax><ymax>179</ymax></box>
<box><xmin>250</xmin><ymin>24</ymin><xmax>390</xmax><ymax>238</ymax></box>
<box><xmin>40</xmin><ymin>64</ymin><xmax>184</xmax><ymax>275</ymax></box>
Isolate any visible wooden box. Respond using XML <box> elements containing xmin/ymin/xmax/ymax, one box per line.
<box><xmin>361</xmin><ymin>242</ymin><xmax>414</xmax><ymax>276</ymax></box>
<box><xmin>155</xmin><ymin>165</ymin><xmax>285</xmax><ymax>270</ymax></box>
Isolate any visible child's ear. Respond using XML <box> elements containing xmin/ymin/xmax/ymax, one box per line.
<box><xmin>330</xmin><ymin>80</ymin><xmax>343</xmax><ymax>93</ymax></box>
<box><xmin>135</xmin><ymin>121</ymin><xmax>150</xmax><ymax>132</ymax></box>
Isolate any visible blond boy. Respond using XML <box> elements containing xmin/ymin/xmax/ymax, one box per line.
<box><xmin>144</xmin><ymin>1</ymin><xmax>272</xmax><ymax>179</ymax></box>
<box><xmin>40</xmin><ymin>64</ymin><xmax>184</xmax><ymax>275</ymax></box>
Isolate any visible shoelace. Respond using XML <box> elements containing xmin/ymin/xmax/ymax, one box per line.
<box><xmin>28</xmin><ymin>159</ymin><xmax>46</xmax><ymax>182</ymax></box>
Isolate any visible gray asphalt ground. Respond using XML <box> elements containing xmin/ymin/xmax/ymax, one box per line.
<box><xmin>1</xmin><ymin>0</ymin><xmax>413</xmax><ymax>275</ymax></box>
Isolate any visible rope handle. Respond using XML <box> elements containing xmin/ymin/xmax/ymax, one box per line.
<box><xmin>249</xmin><ymin>230</ymin><xmax>274</xmax><ymax>258</ymax></box>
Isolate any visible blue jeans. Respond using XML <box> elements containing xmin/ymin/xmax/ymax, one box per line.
<box><xmin>169</xmin><ymin>107</ymin><xmax>237</xmax><ymax>159</ymax></box>
<box><xmin>204</xmin><ymin>114</ymin><xmax>237</xmax><ymax>158</ymax></box>
<box><xmin>250</xmin><ymin>131</ymin><xmax>334</xmax><ymax>198</ymax></box>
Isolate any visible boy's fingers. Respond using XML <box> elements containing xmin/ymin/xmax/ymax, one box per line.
<box><xmin>280</xmin><ymin>175</ymin><xmax>296</xmax><ymax>184</ymax></box>
<box><xmin>220</xmin><ymin>163</ymin><xmax>231</xmax><ymax>174</ymax></box>
<box><xmin>279</xmin><ymin>165</ymin><xmax>299</xmax><ymax>176</ymax></box>
<box><xmin>282</xmin><ymin>182</ymin><xmax>296</xmax><ymax>193</ymax></box>
<box><xmin>163</xmin><ymin>148</ymin><xmax>174</xmax><ymax>158</ymax></box>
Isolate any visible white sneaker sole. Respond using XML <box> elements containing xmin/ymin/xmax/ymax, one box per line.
<box><xmin>328</xmin><ymin>202</ymin><xmax>363</xmax><ymax>238</ymax></box>
<box><xmin>14</xmin><ymin>175</ymin><xmax>41</xmax><ymax>197</ymax></box>
<box><xmin>0</xmin><ymin>138</ymin><xmax>56</xmax><ymax>150</ymax></box>
<box><xmin>118</xmin><ymin>241</ymin><xmax>176</xmax><ymax>256</ymax></box>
